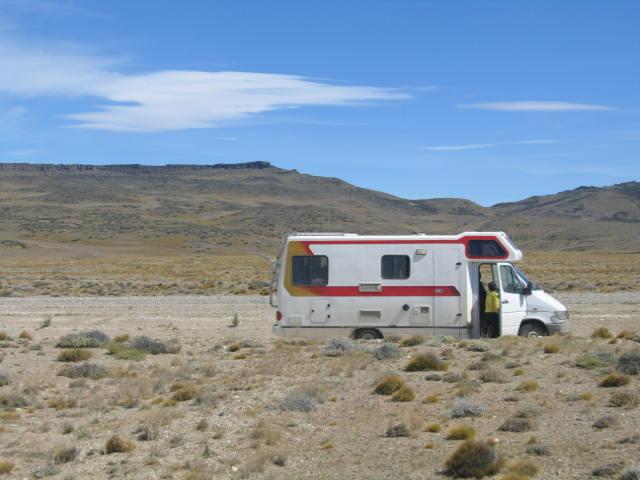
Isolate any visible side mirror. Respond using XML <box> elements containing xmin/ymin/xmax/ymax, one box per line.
<box><xmin>522</xmin><ymin>282</ymin><xmax>532</xmax><ymax>296</ymax></box>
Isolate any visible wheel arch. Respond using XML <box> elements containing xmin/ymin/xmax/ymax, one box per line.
<box><xmin>352</xmin><ymin>328</ymin><xmax>383</xmax><ymax>340</ymax></box>
<box><xmin>518</xmin><ymin>318</ymin><xmax>549</xmax><ymax>336</ymax></box>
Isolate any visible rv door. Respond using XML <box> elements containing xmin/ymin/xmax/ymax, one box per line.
<box><xmin>497</xmin><ymin>263</ymin><xmax>527</xmax><ymax>335</ymax></box>
<box><xmin>434</xmin><ymin>249</ymin><xmax>462</xmax><ymax>328</ymax></box>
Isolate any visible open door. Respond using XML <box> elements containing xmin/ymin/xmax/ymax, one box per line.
<box><xmin>496</xmin><ymin>263</ymin><xmax>527</xmax><ymax>336</ymax></box>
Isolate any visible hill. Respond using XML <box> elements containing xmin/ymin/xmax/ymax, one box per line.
<box><xmin>0</xmin><ymin>162</ymin><xmax>639</xmax><ymax>255</ymax></box>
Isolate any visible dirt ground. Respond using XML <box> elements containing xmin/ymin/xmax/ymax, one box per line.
<box><xmin>0</xmin><ymin>293</ymin><xmax>639</xmax><ymax>479</ymax></box>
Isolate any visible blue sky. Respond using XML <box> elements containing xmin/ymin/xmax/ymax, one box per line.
<box><xmin>0</xmin><ymin>0</ymin><xmax>638</xmax><ymax>205</ymax></box>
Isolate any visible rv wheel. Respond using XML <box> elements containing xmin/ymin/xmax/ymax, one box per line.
<box><xmin>354</xmin><ymin>328</ymin><xmax>382</xmax><ymax>340</ymax></box>
<box><xmin>518</xmin><ymin>323</ymin><xmax>548</xmax><ymax>338</ymax></box>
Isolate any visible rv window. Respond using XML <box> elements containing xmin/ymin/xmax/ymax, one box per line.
<box><xmin>499</xmin><ymin>265</ymin><xmax>523</xmax><ymax>294</ymax></box>
<box><xmin>292</xmin><ymin>256</ymin><xmax>328</xmax><ymax>286</ymax></box>
<box><xmin>468</xmin><ymin>240</ymin><xmax>506</xmax><ymax>257</ymax></box>
<box><xmin>381</xmin><ymin>255</ymin><xmax>410</xmax><ymax>279</ymax></box>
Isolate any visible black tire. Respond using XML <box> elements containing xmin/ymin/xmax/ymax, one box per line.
<box><xmin>354</xmin><ymin>328</ymin><xmax>382</xmax><ymax>340</ymax></box>
<box><xmin>519</xmin><ymin>323</ymin><xmax>548</xmax><ymax>338</ymax></box>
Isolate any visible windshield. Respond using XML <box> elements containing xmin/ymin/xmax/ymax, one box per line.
<box><xmin>513</xmin><ymin>265</ymin><xmax>540</xmax><ymax>290</ymax></box>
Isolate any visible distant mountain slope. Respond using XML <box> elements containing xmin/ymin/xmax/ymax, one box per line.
<box><xmin>0</xmin><ymin>162</ymin><xmax>638</xmax><ymax>254</ymax></box>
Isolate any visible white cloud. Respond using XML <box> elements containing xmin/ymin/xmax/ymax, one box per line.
<box><xmin>9</xmin><ymin>148</ymin><xmax>41</xmax><ymax>156</ymax></box>
<box><xmin>459</xmin><ymin>101</ymin><xmax>613</xmax><ymax>112</ymax></box>
<box><xmin>0</xmin><ymin>40</ymin><xmax>408</xmax><ymax>132</ymax></box>
<box><xmin>422</xmin><ymin>139</ymin><xmax>559</xmax><ymax>151</ymax></box>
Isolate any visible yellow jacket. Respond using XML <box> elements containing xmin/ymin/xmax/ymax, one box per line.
<box><xmin>485</xmin><ymin>291</ymin><xmax>500</xmax><ymax>313</ymax></box>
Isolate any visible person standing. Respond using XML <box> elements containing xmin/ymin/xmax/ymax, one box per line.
<box><xmin>484</xmin><ymin>281</ymin><xmax>500</xmax><ymax>337</ymax></box>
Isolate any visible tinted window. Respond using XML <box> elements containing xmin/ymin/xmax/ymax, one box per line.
<box><xmin>500</xmin><ymin>265</ymin><xmax>523</xmax><ymax>294</ymax></box>
<box><xmin>468</xmin><ymin>240</ymin><xmax>506</xmax><ymax>257</ymax></box>
<box><xmin>292</xmin><ymin>256</ymin><xmax>328</xmax><ymax>286</ymax></box>
<box><xmin>381</xmin><ymin>255</ymin><xmax>410</xmax><ymax>279</ymax></box>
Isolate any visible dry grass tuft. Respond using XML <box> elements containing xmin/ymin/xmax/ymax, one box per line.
<box><xmin>425</xmin><ymin>423</ymin><xmax>441</xmax><ymax>433</ymax></box>
<box><xmin>516</xmin><ymin>380</ymin><xmax>539</xmax><ymax>392</ymax></box>
<box><xmin>446</xmin><ymin>425</ymin><xmax>476</xmax><ymax>440</ymax></box>
<box><xmin>444</xmin><ymin>439</ymin><xmax>502</xmax><ymax>478</ymax></box>
<box><xmin>391</xmin><ymin>385</ymin><xmax>415</xmax><ymax>402</ymax></box>
<box><xmin>57</xmin><ymin>349</ymin><xmax>92</xmax><ymax>363</ymax></box>
<box><xmin>0</xmin><ymin>462</ymin><xmax>14</xmax><ymax>475</ymax></box>
<box><xmin>169</xmin><ymin>383</ymin><xmax>200</xmax><ymax>402</ymax></box>
<box><xmin>58</xmin><ymin>363</ymin><xmax>109</xmax><ymax>379</ymax></box>
<box><xmin>610</xmin><ymin>391</ymin><xmax>639</xmax><ymax>408</ymax></box>
<box><xmin>53</xmin><ymin>446</ymin><xmax>78</xmax><ymax>464</ymax></box>
<box><xmin>591</xmin><ymin>327</ymin><xmax>613</xmax><ymax>339</ymax></box>
<box><xmin>18</xmin><ymin>330</ymin><xmax>33</xmax><ymax>341</ymax></box>
<box><xmin>599</xmin><ymin>373</ymin><xmax>631</xmax><ymax>388</ymax></box>
<box><xmin>543</xmin><ymin>343</ymin><xmax>560</xmax><ymax>354</ymax></box>
<box><xmin>405</xmin><ymin>352</ymin><xmax>447</xmax><ymax>372</ymax></box>
<box><xmin>373</xmin><ymin>375</ymin><xmax>406</xmax><ymax>395</ymax></box>
<box><xmin>399</xmin><ymin>335</ymin><xmax>425</xmax><ymax>347</ymax></box>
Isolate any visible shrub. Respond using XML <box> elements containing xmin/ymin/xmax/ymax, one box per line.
<box><xmin>277</xmin><ymin>387</ymin><xmax>325</xmax><ymax>412</ymax></box>
<box><xmin>132</xmin><ymin>336</ymin><xmax>180</xmax><ymax>354</ymax></box>
<box><xmin>516</xmin><ymin>380</ymin><xmax>539</xmax><ymax>392</ymax></box>
<box><xmin>618</xmin><ymin>352</ymin><xmax>640</xmax><ymax>375</ymax></box>
<box><xmin>405</xmin><ymin>352</ymin><xmax>447</xmax><ymax>372</ymax></box>
<box><xmin>58</xmin><ymin>363</ymin><xmax>109</xmax><ymax>379</ymax></box>
<box><xmin>425</xmin><ymin>423</ymin><xmax>441</xmax><ymax>433</ymax></box>
<box><xmin>444</xmin><ymin>440</ymin><xmax>502</xmax><ymax>478</ymax></box>
<box><xmin>576</xmin><ymin>352</ymin><xmax>616</xmax><ymax>370</ymax></box>
<box><xmin>617</xmin><ymin>330</ymin><xmax>637</xmax><ymax>340</ymax></box>
<box><xmin>479</xmin><ymin>369</ymin><xmax>507</xmax><ymax>384</ymax></box>
<box><xmin>610</xmin><ymin>391</ymin><xmax>639</xmax><ymax>408</ymax></box>
<box><xmin>400</xmin><ymin>335</ymin><xmax>425</xmax><ymax>347</ymax></box>
<box><xmin>323</xmin><ymin>337</ymin><xmax>359</xmax><ymax>357</ymax></box>
<box><xmin>593</xmin><ymin>415</ymin><xmax>618</xmax><ymax>429</ymax></box>
<box><xmin>0</xmin><ymin>462</ymin><xmax>14</xmax><ymax>475</ymax></box>
<box><xmin>391</xmin><ymin>385</ymin><xmax>415</xmax><ymax>402</ymax></box>
<box><xmin>455</xmin><ymin>379</ymin><xmax>482</xmax><ymax>397</ymax></box>
<box><xmin>0</xmin><ymin>374</ymin><xmax>9</xmax><ymax>387</ymax></box>
<box><xmin>592</xmin><ymin>327</ymin><xmax>613</xmax><ymax>339</ymax></box>
<box><xmin>384</xmin><ymin>423</ymin><xmax>410</xmax><ymax>438</ymax></box>
<box><xmin>620</xmin><ymin>467</ymin><xmax>640</xmax><ymax>480</ymax></box>
<box><xmin>170</xmin><ymin>383</ymin><xmax>200</xmax><ymax>402</ymax></box>
<box><xmin>56</xmin><ymin>330</ymin><xmax>109</xmax><ymax>348</ymax></box>
<box><xmin>446</xmin><ymin>425</ymin><xmax>476</xmax><ymax>440</ymax></box>
<box><xmin>0</xmin><ymin>332</ymin><xmax>7</xmax><ymax>341</ymax></box>
<box><xmin>451</xmin><ymin>398</ymin><xmax>484</xmax><ymax>418</ymax></box>
<box><xmin>53</xmin><ymin>446</ymin><xmax>78</xmax><ymax>464</ymax></box>
<box><xmin>231</xmin><ymin>313</ymin><xmax>239</xmax><ymax>327</ymax></box>
<box><xmin>113</xmin><ymin>334</ymin><xmax>130</xmax><ymax>343</ymax></box>
<box><xmin>600</xmin><ymin>373</ymin><xmax>631</xmax><ymax>388</ymax></box>
<box><xmin>515</xmin><ymin>403</ymin><xmax>541</xmax><ymax>419</ymax></box>
<box><xmin>499</xmin><ymin>417</ymin><xmax>532</xmax><ymax>433</ymax></box>
<box><xmin>507</xmin><ymin>459</ymin><xmax>540</xmax><ymax>477</ymax></box>
<box><xmin>442</xmin><ymin>372</ymin><xmax>462</xmax><ymax>383</ymax></box>
<box><xmin>105</xmin><ymin>435</ymin><xmax>135</xmax><ymax>454</ymax></box>
<box><xmin>373</xmin><ymin>375</ymin><xmax>405</xmax><ymax>395</ymax></box>
<box><xmin>0</xmin><ymin>393</ymin><xmax>30</xmax><ymax>408</ymax></box>
<box><xmin>32</xmin><ymin>464</ymin><xmax>59</xmax><ymax>478</ymax></box>
<box><xmin>592</xmin><ymin>463</ymin><xmax>625</xmax><ymax>477</ymax></box>
<box><xmin>19</xmin><ymin>330</ymin><xmax>33</xmax><ymax>341</ymax></box>
<box><xmin>543</xmin><ymin>343</ymin><xmax>559</xmax><ymax>354</ymax></box>
<box><xmin>57</xmin><ymin>349</ymin><xmax>92</xmax><ymax>362</ymax></box>
<box><xmin>106</xmin><ymin>342</ymin><xmax>145</xmax><ymax>361</ymax></box>
<box><xmin>373</xmin><ymin>343</ymin><xmax>401</xmax><ymax>360</ymax></box>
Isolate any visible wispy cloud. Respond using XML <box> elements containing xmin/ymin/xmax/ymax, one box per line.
<box><xmin>459</xmin><ymin>101</ymin><xmax>613</xmax><ymax>112</ymax></box>
<box><xmin>422</xmin><ymin>139</ymin><xmax>559</xmax><ymax>151</ymax></box>
<box><xmin>0</xmin><ymin>39</ymin><xmax>408</xmax><ymax>132</ymax></box>
<box><xmin>8</xmin><ymin>148</ymin><xmax>42</xmax><ymax>157</ymax></box>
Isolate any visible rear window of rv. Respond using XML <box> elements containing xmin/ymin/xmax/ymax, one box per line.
<box><xmin>467</xmin><ymin>240</ymin><xmax>506</xmax><ymax>258</ymax></box>
<box><xmin>381</xmin><ymin>255</ymin><xmax>410</xmax><ymax>279</ymax></box>
<box><xmin>292</xmin><ymin>256</ymin><xmax>329</xmax><ymax>286</ymax></box>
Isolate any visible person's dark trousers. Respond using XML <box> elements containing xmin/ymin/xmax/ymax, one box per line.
<box><xmin>483</xmin><ymin>313</ymin><xmax>499</xmax><ymax>338</ymax></box>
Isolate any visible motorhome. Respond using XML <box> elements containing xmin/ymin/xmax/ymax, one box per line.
<box><xmin>269</xmin><ymin>232</ymin><xmax>569</xmax><ymax>339</ymax></box>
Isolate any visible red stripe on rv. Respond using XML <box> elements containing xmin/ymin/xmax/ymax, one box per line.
<box><xmin>304</xmin><ymin>286</ymin><xmax>460</xmax><ymax>297</ymax></box>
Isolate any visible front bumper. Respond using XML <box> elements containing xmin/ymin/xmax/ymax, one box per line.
<box><xmin>548</xmin><ymin>321</ymin><xmax>570</xmax><ymax>335</ymax></box>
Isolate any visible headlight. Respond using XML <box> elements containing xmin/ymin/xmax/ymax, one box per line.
<box><xmin>551</xmin><ymin>311</ymin><xmax>569</xmax><ymax>323</ymax></box>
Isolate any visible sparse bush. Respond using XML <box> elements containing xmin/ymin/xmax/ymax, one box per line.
<box><xmin>231</xmin><ymin>313</ymin><xmax>239</xmax><ymax>327</ymax></box>
<box><xmin>455</xmin><ymin>379</ymin><xmax>482</xmax><ymax>397</ymax></box>
<box><xmin>105</xmin><ymin>435</ymin><xmax>135</xmax><ymax>454</ymax></box>
<box><xmin>385</xmin><ymin>423</ymin><xmax>410</xmax><ymax>438</ymax></box>
<box><xmin>451</xmin><ymin>398</ymin><xmax>484</xmax><ymax>418</ymax></box>
<box><xmin>543</xmin><ymin>343</ymin><xmax>559</xmax><ymax>354</ymax></box>
<box><xmin>391</xmin><ymin>385</ymin><xmax>415</xmax><ymax>402</ymax></box>
<box><xmin>0</xmin><ymin>462</ymin><xmax>14</xmax><ymax>475</ymax></box>
<box><xmin>600</xmin><ymin>373</ymin><xmax>631</xmax><ymax>388</ymax></box>
<box><xmin>53</xmin><ymin>446</ymin><xmax>78</xmax><ymax>464</ymax></box>
<box><xmin>38</xmin><ymin>317</ymin><xmax>52</xmax><ymax>330</ymax></box>
<box><xmin>373</xmin><ymin>375</ymin><xmax>405</xmax><ymax>395</ymax></box>
<box><xmin>446</xmin><ymin>425</ymin><xmax>476</xmax><ymax>440</ymax></box>
<box><xmin>113</xmin><ymin>334</ymin><xmax>130</xmax><ymax>343</ymax></box>
<box><xmin>132</xmin><ymin>336</ymin><xmax>180</xmax><ymax>354</ymax></box>
<box><xmin>467</xmin><ymin>341</ymin><xmax>490</xmax><ymax>352</ymax></box>
<box><xmin>405</xmin><ymin>352</ymin><xmax>447</xmax><ymax>372</ymax></box>
<box><xmin>618</xmin><ymin>352</ymin><xmax>640</xmax><ymax>375</ymax></box>
<box><xmin>444</xmin><ymin>440</ymin><xmax>502</xmax><ymax>478</ymax></box>
<box><xmin>323</xmin><ymin>337</ymin><xmax>358</xmax><ymax>357</ymax></box>
<box><xmin>0</xmin><ymin>332</ymin><xmax>8</xmax><ymax>341</ymax></box>
<box><xmin>592</xmin><ymin>327</ymin><xmax>613</xmax><ymax>339</ymax></box>
<box><xmin>425</xmin><ymin>423</ymin><xmax>441</xmax><ymax>433</ymax></box>
<box><xmin>196</xmin><ymin>418</ymin><xmax>209</xmax><ymax>432</ymax></box>
<box><xmin>610</xmin><ymin>390</ymin><xmax>639</xmax><ymax>408</ymax></box>
<box><xmin>620</xmin><ymin>466</ymin><xmax>640</xmax><ymax>480</ymax></box>
<box><xmin>617</xmin><ymin>330</ymin><xmax>637</xmax><ymax>340</ymax></box>
<box><xmin>227</xmin><ymin>342</ymin><xmax>240</xmax><ymax>352</ymax></box>
<box><xmin>57</xmin><ymin>349</ymin><xmax>92</xmax><ymax>362</ymax></box>
<box><xmin>0</xmin><ymin>392</ymin><xmax>30</xmax><ymax>408</ymax></box>
<box><xmin>19</xmin><ymin>330</ymin><xmax>33</xmax><ymax>341</ymax></box>
<box><xmin>593</xmin><ymin>415</ymin><xmax>618</xmax><ymax>429</ymax></box>
<box><xmin>479</xmin><ymin>368</ymin><xmax>507</xmax><ymax>383</ymax></box>
<box><xmin>515</xmin><ymin>403</ymin><xmax>541</xmax><ymax>419</ymax></box>
<box><xmin>58</xmin><ymin>363</ymin><xmax>109</xmax><ymax>379</ymax></box>
<box><xmin>373</xmin><ymin>343</ymin><xmax>401</xmax><ymax>360</ymax></box>
<box><xmin>526</xmin><ymin>444</ymin><xmax>550</xmax><ymax>456</ymax></box>
<box><xmin>170</xmin><ymin>383</ymin><xmax>200</xmax><ymax>402</ymax></box>
<box><xmin>277</xmin><ymin>386</ymin><xmax>325</xmax><ymax>412</ymax></box>
<box><xmin>507</xmin><ymin>459</ymin><xmax>539</xmax><ymax>477</ymax></box>
<box><xmin>400</xmin><ymin>335</ymin><xmax>425</xmax><ymax>347</ymax></box>
<box><xmin>442</xmin><ymin>372</ymin><xmax>462</xmax><ymax>383</ymax></box>
<box><xmin>592</xmin><ymin>463</ymin><xmax>625</xmax><ymax>477</ymax></box>
<box><xmin>499</xmin><ymin>417</ymin><xmax>532</xmax><ymax>432</ymax></box>
<box><xmin>516</xmin><ymin>380</ymin><xmax>539</xmax><ymax>392</ymax></box>
<box><xmin>61</xmin><ymin>421</ymin><xmax>74</xmax><ymax>434</ymax></box>
<box><xmin>576</xmin><ymin>352</ymin><xmax>616</xmax><ymax>370</ymax></box>
<box><xmin>56</xmin><ymin>330</ymin><xmax>109</xmax><ymax>348</ymax></box>
<box><xmin>0</xmin><ymin>374</ymin><xmax>9</xmax><ymax>387</ymax></box>
<box><xmin>106</xmin><ymin>342</ymin><xmax>145</xmax><ymax>360</ymax></box>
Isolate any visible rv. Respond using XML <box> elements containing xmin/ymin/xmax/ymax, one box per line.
<box><xmin>269</xmin><ymin>232</ymin><xmax>569</xmax><ymax>339</ymax></box>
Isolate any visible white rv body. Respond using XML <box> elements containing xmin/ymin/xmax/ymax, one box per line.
<box><xmin>270</xmin><ymin>232</ymin><xmax>569</xmax><ymax>339</ymax></box>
